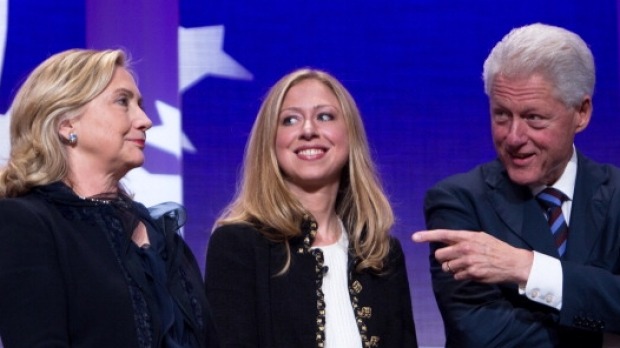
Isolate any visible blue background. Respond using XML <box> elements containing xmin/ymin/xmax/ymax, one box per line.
<box><xmin>1</xmin><ymin>1</ymin><xmax>619</xmax><ymax>346</ymax></box>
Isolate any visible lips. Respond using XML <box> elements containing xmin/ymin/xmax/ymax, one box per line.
<box><xmin>506</xmin><ymin>151</ymin><xmax>535</xmax><ymax>166</ymax></box>
<box><xmin>295</xmin><ymin>146</ymin><xmax>327</xmax><ymax>159</ymax></box>
<box><xmin>512</xmin><ymin>152</ymin><xmax>532</xmax><ymax>159</ymax></box>
<box><xmin>128</xmin><ymin>139</ymin><xmax>146</xmax><ymax>148</ymax></box>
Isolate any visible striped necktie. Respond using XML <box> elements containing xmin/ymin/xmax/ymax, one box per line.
<box><xmin>536</xmin><ymin>187</ymin><xmax>569</xmax><ymax>256</ymax></box>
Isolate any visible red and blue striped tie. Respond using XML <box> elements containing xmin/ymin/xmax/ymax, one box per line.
<box><xmin>536</xmin><ymin>187</ymin><xmax>569</xmax><ymax>257</ymax></box>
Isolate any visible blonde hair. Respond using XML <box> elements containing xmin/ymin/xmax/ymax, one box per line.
<box><xmin>217</xmin><ymin>68</ymin><xmax>394</xmax><ymax>273</ymax></box>
<box><xmin>0</xmin><ymin>49</ymin><xmax>128</xmax><ymax>198</ymax></box>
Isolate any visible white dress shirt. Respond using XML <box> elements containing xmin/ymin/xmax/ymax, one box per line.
<box><xmin>521</xmin><ymin>148</ymin><xmax>577</xmax><ymax>310</ymax></box>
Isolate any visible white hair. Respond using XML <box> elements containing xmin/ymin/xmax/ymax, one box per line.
<box><xmin>483</xmin><ymin>23</ymin><xmax>595</xmax><ymax>107</ymax></box>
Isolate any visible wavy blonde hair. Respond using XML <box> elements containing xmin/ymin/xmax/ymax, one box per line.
<box><xmin>0</xmin><ymin>49</ymin><xmax>128</xmax><ymax>198</ymax></box>
<box><xmin>217</xmin><ymin>68</ymin><xmax>394</xmax><ymax>273</ymax></box>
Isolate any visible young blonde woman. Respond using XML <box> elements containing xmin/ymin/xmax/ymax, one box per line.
<box><xmin>205</xmin><ymin>68</ymin><xmax>417</xmax><ymax>348</ymax></box>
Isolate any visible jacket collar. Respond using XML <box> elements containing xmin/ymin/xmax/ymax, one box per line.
<box><xmin>483</xmin><ymin>151</ymin><xmax>612</xmax><ymax>259</ymax></box>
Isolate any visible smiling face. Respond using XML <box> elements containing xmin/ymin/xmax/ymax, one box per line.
<box><xmin>275</xmin><ymin>78</ymin><xmax>350</xmax><ymax>192</ymax></box>
<box><xmin>66</xmin><ymin>66</ymin><xmax>152</xmax><ymax>178</ymax></box>
<box><xmin>490</xmin><ymin>74</ymin><xmax>591</xmax><ymax>186</ymax></box>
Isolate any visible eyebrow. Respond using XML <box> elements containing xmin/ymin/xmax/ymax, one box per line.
<box><xmin>280</xmin><ymin>104</ymin><xmax>337</xmax><ymax>113</ymax></box>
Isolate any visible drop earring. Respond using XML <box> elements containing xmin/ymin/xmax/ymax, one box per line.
<box><xmin>68</xmin><ymin>132</ymin><xmax>78</xmax><ymax>145</ymax></box>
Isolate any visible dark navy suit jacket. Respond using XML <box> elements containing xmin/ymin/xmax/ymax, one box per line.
<box><xmin>425</xmin><ymin>151</ymin><xmax>620</xmax><ymax>347</ymax></box>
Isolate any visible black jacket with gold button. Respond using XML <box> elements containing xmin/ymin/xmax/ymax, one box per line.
<box><xmin>205</xmin><ymin>220</ymin><xmax>418</xmax><ymax>348</ymax></box>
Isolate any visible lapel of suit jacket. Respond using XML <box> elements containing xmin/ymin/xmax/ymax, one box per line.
<box><xmin>483</xmin><ymin>160</ymin><xmax>559</xmax><ymax>257</ymax></box>
<box><xmin>565</xmin><ymin>152</ymin><xmax>611</xmax><ymax>260</ymax></box>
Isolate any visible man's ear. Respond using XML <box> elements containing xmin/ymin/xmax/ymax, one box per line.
<box><xmin>575</xmin><ymin>96</ymin><xmax>592</xmax><ymax>133</ymax></box>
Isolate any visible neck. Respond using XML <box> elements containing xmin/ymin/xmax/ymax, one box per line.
<box><xmin>289</xmin><ymin>184</ymin><xmax>341</xmax><ymax>246</ymax></box>
<box><xmin>64</xmin><ymin>152</ymin><xmax>127</xmax><ymax>197</ymax></box>
<box><xmin>64</xmin><ymin>172</ymin><xmax>119</xmax><ymax>198</ymax></box>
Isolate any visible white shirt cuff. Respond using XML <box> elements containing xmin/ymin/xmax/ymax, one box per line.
<box><xmin>518</xmin><ymin>251</ymin><xmax>563</xmax><ymax>310</ymax></box>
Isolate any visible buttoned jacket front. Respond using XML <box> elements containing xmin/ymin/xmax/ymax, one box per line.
<box><xmin>205</xmin><ymin>222</ymin><xmax>417</xmax><ymax>348</ymax></box>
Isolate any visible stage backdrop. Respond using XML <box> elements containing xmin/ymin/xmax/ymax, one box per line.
<box><xmin>0</xmin><ymin>0</ymin><xmax>618</xmax><ymax>346</ymax></box>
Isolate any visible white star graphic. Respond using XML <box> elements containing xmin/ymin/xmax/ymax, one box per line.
<box><xmin>147</xmin><ymin>100</ymin><xmax>196</xmax><ymax>157</ymax></box>
<box><xmin>179</xmin><ymin>25</ymin><xmax>254</xmax><ymax>92</ymax></box>
<box><xmin>124</xmin><ymin>167</ymin><xmax>183</xmax><ymax>208</ymax></box>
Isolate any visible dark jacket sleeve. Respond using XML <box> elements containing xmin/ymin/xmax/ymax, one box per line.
<box><xmin>204</xmin><ymin>224</ymin><xmax>263</xmax><ymax>347</ymax></box>
<box><xmin>424</xmin><ymin>175</ymin><xmax>558</xmax><ymax>348</ymax></box>
<box><xmin>382</xmin><ymin>237</ymin><xmax>418</xmax><ymax>347</ymax></box>
<box><xmin>0</xmin><ymin>199</ymin><xmax>71</xmax><ymax>347</ymax></box>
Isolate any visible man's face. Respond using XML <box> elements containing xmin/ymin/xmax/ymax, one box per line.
<box><xmin>490</xmin><ymin>74</ymin><xmax>591</xmax><ymax>186</ymax></box>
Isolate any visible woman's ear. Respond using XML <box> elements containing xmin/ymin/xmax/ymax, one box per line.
<box><xmin>58</xmin><ymin>118</ymin><xmax>75</xmax><ymax>143</ymax></box>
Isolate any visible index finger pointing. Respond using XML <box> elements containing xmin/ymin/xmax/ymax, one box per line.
<box><xmin>412</xmin><ymin>229</ymin><xmax>478</xmax><ymax>244</ymax></box>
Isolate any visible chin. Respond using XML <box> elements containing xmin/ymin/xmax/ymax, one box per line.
<box><xmin>122</xmin><ymin>159</ymin><xmax>144</xmax><ymax>173</ymax></box>
<box><xmin>507</xmin><ymin>172</ymin><xmax>541</xmax><ymax>187</ymax></box>
<box><xmin>130</xmin><ymin>155</ymin><xmax>145</xmax><ymax>166</ymax></box>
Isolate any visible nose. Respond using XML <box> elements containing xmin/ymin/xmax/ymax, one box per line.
<box><xmin>505</xmin><ymin>118</ymin><xmax>528</xmax><ymax>146</ymax></box>
<box><xmin>300</xmin><ymin>117</ymin><xmax>318</xmax><ymax>139</ymax></box>
<box><xmin>136</xmin><ymin>107</ymin><xmax>153</xmax><ymax>131</ymax></box>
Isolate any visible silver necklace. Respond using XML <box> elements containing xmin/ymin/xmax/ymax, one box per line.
<box><xmin>79</xmin><ymin>196</ymin><xmax>113</xmax><ymax>204</ymax></box>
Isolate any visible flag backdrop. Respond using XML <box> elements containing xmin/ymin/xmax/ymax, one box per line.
<box><xmin>0</xmin><ymin>0</ymin><xmax>618</xmax><ymax>346</ymax></box>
